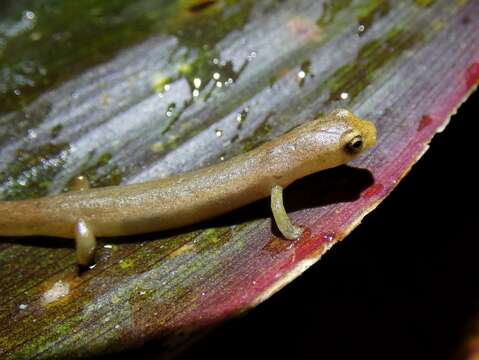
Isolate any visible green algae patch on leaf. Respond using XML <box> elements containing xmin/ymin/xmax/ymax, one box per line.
<box><xmin>357</xmin><ymin>0</ymin><xmax>391</xmax><ymax>32</ymax></box>
<box><xmin>2</xmin><ymin>142</ymin><xmax>70</xmax><ymax>200</ymax></box>
<box><xmin>317</xmin><ymin>0</ymin><xmax>354</xmax><ymax>26</ymax></box>
<box><xmin>0</xmin><ymin>0</ymin><xmax>479</xmax><ymax>358</ymax></box>
<box><xmin>324</xmin><ymin>26</ymin><xmax>423</xmax><ymax>104</ymax></box>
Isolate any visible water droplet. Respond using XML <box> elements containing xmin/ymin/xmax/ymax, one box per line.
<box><xmin>139</xmin><ymin>291</ymin><xmax>146</xmax><ymax>296</ymax></box>
<box><xmin>104</xmin><ymin>244</ymin><xmax>113</xmax><ymax>249</ymax></box>
<box><xmin>24</xmin><ymin>10</ymin><xmax>36</xmax><ymax>20</ymax></box>
<box><xmin>114</xmin><ymin>324</ymin><xmax>120</xmax><ymax>329</ymax></box>
<box><xmin>298</xmin><ymin>60</ymin><xmax>312</xmax><ymax>87</ymax></box>
<box><xmin>216</xmin><ymin>81</ymin><xmax>223</xmax><ymax>88</ymax></box>
<box><xmin>219</xmin><ymin>156</ymin><xmax>225</xmax><ymax>161</ymax></box>
<box><xmin>340</xmin><ymin>92</ymin><xmax>349</xmax><ymax>100</ymax></box>
<box><xmin>213</xmin><ymin>72</ymin><xmax>220</xmax><ymax>80</ymax></box>
<box><xmin>215</xmin><ymin>129</ymin><xmax>223</xmax><ymax>137</ymax></box>
<box><xmin>42</xmin><ymin>280</ymin><xmax>70</xmax><ymax>304</ymax></box>
<box><xmin>166</xmin><ymin>103</ymin><xmax>176</xmax><ymax>117</ymax></box>
<box><xmin>17</xmin><ymin>178</ymin><xmax>27</xmax><ymax>186</ymax></box>
<box><xmin>323</xmin><ymin>233</ymin><xmax>335</xmax><ymax>242</ymax></box>
<box><xmin>13</xmin><ymin>89</ymin><xmax>21</xmax><ymax>96</ymax></box>
<box><xmin>247</xmin><ymin>51</ymin><xmax>257</xmax><ymax>61</ymax></box>
<box><xmin>212</xmin><ymin>58</ymin><xmax>219</xmax><ymax>65</ymax></box>
<box><xmin>151</xmin><ymin>73</ymin><xmax>172</xmax><ymax>93</ymax></box>
<box><xmin>18</xmin><ymin>304</ymin><xmax>28</xmax><ymax>310</ymax></box>
<box><xmin>193</xmin><ymin>78</ymin><xmax>202</xmax><ymax>88</ymax></box>
<box><xmin>192</xmin><ymin>89</ymin><xmax>200</xmax><ymax>97</ymax></box>
<box><xmin>27</xmin><ymin>129</ymin><xmax>37</xmax><ymax>139</ymax></box>
<box><xmin>358</xmin><ymin>24</ymin><xmax>365</xmax><ymax>34</ymax></box>
<box><xmin>89</xmin><ymin>263</ymin><xmax>96</xmax><ymax>269</ymax></box>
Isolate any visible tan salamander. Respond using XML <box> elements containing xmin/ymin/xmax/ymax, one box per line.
<box><xmin>0</xmin><ymin>109</ymin><xmax>376</xmax><ymax>265</ymax></box>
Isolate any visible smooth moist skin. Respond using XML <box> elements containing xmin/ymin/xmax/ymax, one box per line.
<box><xmin>0</xmin><ymin>109</ymin><xmax>376</xmax><ymax>264</ymax></box>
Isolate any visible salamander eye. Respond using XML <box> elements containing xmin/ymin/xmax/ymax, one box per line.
<box><xmin>345</xmin><ymin>135</ymin><xmax>363</xmax><ymax>153</ymax></box>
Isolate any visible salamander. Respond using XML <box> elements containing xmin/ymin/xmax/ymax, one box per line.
<box><xmin>0</xmin><ymin>109</ymin><xmax>376</xmax><ymax>265</ymax></box>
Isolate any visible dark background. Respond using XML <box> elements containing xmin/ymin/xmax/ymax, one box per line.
<box><xmin>176</xmin><ymin>89</ymin><xmax>479</xmax><ymax>360</ymax></box>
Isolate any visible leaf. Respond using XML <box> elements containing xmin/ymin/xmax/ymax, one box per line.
<box><xmin>0</xmin><ymin>0</ymin><xmax>478</xmax><ymax>358</ymax></box>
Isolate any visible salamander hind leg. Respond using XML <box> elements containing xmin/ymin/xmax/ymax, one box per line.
<box><xmin>75</xmin><ymin>219</ymin><xmax>96</xmax><ymax>266</ymax></box>
<box><xmin>270</xmin><ymin>184</ymin><xmax>303</xmax><ymax>240</ymax></box>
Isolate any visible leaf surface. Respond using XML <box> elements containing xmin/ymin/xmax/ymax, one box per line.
<box><xmin>0</xmin><ymin>0</ymin><xmax>478</xmax><ymax>358</ymax></box>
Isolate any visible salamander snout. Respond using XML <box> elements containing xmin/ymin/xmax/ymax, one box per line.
<box><xmin>334</xmin><ymin>109</ymin><xmax>376</xmax><ymax>155</ymax></box>
<box><xmin>355</xmin><ymin>117</ymin><xmax>376</xmax><ymax>150</ymax></box>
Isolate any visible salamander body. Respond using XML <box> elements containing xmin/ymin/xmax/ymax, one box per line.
<box><xmin>0</xmin><ymin>109</ymin><xmax>376</xmax><ymax>264</ymax></box>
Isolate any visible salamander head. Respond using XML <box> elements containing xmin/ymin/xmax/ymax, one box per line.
<box><xmin>284</xmin><ymin>108</ymin><xmax>377</xmax><ymax>177</ymax></box>
<box><xmin>261</xmin><ymin>109</ymin><xmax>377</xmax><ymax>184</ymax></box>
<box><xmin>328</xmin><ymin>108</ymin><xmax>377</xmax><ymax>157</ymax></box>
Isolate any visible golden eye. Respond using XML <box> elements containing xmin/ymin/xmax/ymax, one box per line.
<box><xmin>345</xmin><ymin>135</ymin><xmax>363</xmax><ymax>153</ymax></box>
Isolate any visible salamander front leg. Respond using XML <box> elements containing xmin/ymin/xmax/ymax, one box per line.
<box><xmin>271</xmin><ymin>184</ymin><xmax>303</xmax><ymax>240</ymax></box>
<box><xmin>75</xmin><ymin>219</ymin><xmax>96</xmax><ymax>266</ymax></box>
<box><xmin>71</xmin><ymin>175</ymin><xmax>96</xmax><ymax>266</ymax></box>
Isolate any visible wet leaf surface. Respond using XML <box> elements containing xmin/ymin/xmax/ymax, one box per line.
<box><xmin>0</xmin><ymin>0</ymin><xmax>478</xmax><ymax>358</ymax></box>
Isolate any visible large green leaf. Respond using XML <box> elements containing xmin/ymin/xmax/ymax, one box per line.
<box><xmin>0</xmin><ymin>0</ymin><xmax>478</xmax><ymax>358</ymax></box>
